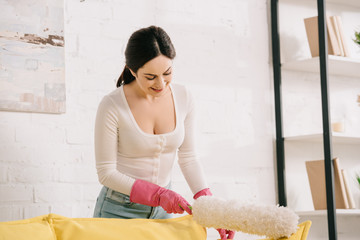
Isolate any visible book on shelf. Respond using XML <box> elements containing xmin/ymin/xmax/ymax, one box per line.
<box><xmin>333</xmin><ymin>157</ymin><xmax>349</xmax><ymax>209</ymax></box>
<box><xmin>304</xmin><ymin>15</ymin><xmax>349</xmax><ymax>57</ymax></box>
<box><xmin>341</xmin><ymin>169</ymin><xmax>356</xmax><ymax>209</ymax></box>
<box><xmin>326</xmin><ymin>16</ymin><xmax>341</xmax><ymax>56</ymax></box>
<box><xmin>330</xmin><ymin>16</ymin><xmax>345</xmax><ymax>56</ymax></box>
<box><xmin>304</xmin><ymin>16</ymin><xmax>332</xmax><ymax>57</ymax></box>
<box><xmin>331</xmin><ymin>16</ymin><xmax>350</xmax><ymax>57</ymax></box>
<box><xmin>305</xmin><ymin>158</ymin><xmax>349</xmax><ymax>210</ymax></box>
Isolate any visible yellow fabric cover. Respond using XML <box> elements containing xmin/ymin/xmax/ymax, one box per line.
<box><xmin>52</xmin><ymin>214</ymin><xmax>206</xmax><ymax>240</ymax></box>
<box><xmin>0</xmin><ymin>213</ymin><xmax>308</xmax><ymax>240</ymax></box>
<box><xmin>0</xmin><ymin>214</ymin><xmax>206</xmax><ymax>240</ymax></box>
<box><xmin>0</xmin><ymin>214</ymin><xmax>56</xmax><ymax>240</ymax></box>
<box><xmin>258</xmin><ymin>221</ymin><xmax>312</xmax><ymax>240</ymax></box>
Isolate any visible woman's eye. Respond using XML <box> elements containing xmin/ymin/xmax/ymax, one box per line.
<box><xmin>146</xmin><ymin>76</ymin><xmax>156</xmax><ymax>80</ymax></box>
<box><xmin>164</xmin><ymin>72</ymin><xmax>172</xmax><ymax>76</ymax></box>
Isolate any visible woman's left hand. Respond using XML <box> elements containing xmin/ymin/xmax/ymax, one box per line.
<box><xmin>217</xmin><ymin>228</ymin><xmax>236</xmax><ymax>240</ymax></box>
<box><xmin>193</xmin><ymin>188</ymin><xmax>236</xmax><ymax>239</ymax></box>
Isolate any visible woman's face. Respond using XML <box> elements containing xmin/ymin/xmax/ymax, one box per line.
<box><xmin>130</xmin><ymin>55</ymin><xmax>173</xmax><ymax>98</ymax></box>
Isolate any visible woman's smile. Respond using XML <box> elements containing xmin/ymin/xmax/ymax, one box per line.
<box><xmin>151</xmin><ymin>87</ymin><xmax>163</xmax><ymax>92</ymax></box>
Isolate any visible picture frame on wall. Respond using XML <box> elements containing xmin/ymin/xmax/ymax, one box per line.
<box><xmin>0</xmin><ymin>0</ymin><xmax>65</xmax><ymax>114</ymax></box>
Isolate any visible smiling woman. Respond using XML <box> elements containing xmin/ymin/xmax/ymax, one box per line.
<box><xmin>128</xmin><ymin>55</ymin><xmax>173</xmax><ymax>99</ymax></box>
<box><xmin>93</xmin><ymin>26</ymin><xmax>235</xmax><ymax>240</ymax></box>
<box><xmin>123</xmin><ymin>55</ymin><xmax>176</xmax><ymax>136</ymax></box>
<box><xmin>116</xmin><ymin>26</ymin><xmax>176</xmax><ymax>88</ymax></box>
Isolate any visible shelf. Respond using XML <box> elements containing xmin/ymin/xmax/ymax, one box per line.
<box><xmin>282</xmin><ymin>56</ymin><xmax>360</xmax><ymax>78</ymax></box>
<box><xmin>297</xmin><ymin>209</ymin><xmax>360</xmax><ymax>217</ymax></box>
<box><xmin>282</xmin><ymin>0</ymin><xmax>360</xmax><ymax>8</ymax></box>
<box><xmin>285</xmin><ymin>133</ymin><xmax>360</xmax><ymax>144</ymax></box>
<box><xmin>327</xmin><ymin>0</ymin><xmax>360</xmax><ymax>7</ymax></box>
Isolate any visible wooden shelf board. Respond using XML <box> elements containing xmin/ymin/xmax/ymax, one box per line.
<box><xmin>282</xmin><ymin>56</ymin><xmax>360</xmax><ymax>78</ymax></box>
<box><xmin>285</xmin><ymin>133</ymin><xmax>360</xmax><ymax>144</ymax></box>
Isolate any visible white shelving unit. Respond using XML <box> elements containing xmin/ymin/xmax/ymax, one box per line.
<box><xmin>282</xmin><ymin>56</ymin><xmax>360</xmax><ymax>78</ymax></box>
<box><xmin>276</xmin><ymin>0</ymin><xmax>360</xmax><ymax>239</ymax></box>
<box><xmin>284</xmin><ymin>134</ymin><xmax>360</xmax><ymax>213</ymax></box>
<box><xmin>285</xmin><ymin>134</ymin><xmax>360</xmax><ymax>144</ymax></box>
<box><xmin>284</xmin><ymin>136</ymin><xmax>360</xmax><ymax>239</ymax></box>
<box><xmin>281</xmin><ymin>0</ymin><xmax>360</xmax><ymax>8</ymax></box>
<box><xmin>327</xmin><ymin>0</ymin><xmax>360</xmax><ymax>7</ymax></box>
<box><xmin>297</xmin><ymin>209</ymin><xmax>360</xmax><ymax>217</ymax></box>
<box><xmin>296</xmin><ymin>210</ymin><xmax>360</xmax><ymax>240</ymax></box>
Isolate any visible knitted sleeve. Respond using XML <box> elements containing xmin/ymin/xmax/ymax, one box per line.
<box><xmin>94</xmin><ymin>95</ymin><xmax>135</xmax><ymax>195</ymax></box>
<box><xmin>177</xmin><ymin>88</ymin><xmax>208</xmax><ymax>194</ymax></box>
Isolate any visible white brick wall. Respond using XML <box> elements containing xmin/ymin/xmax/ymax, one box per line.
<box><xmin>0</xmin><ymin>0</ymin><xmax>275</xmax><ymax>238</ymax></box>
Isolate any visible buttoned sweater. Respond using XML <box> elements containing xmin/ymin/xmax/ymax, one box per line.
<box><xmin>94</xmin><ymin>83</ymin><xmax>208</xmax><ymax>196</ymax></box>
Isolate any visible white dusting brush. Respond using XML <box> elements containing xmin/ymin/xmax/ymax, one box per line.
<box><xmin>192</xmin><ymin>196</ymin><xmax>299</xmax><ymax>239</ymax></box>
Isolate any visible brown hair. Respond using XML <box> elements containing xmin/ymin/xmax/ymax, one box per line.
<box><xmin>117</xmin><ymin>26</ymin><xmax>176</xmax><ymax>88</ymax></box>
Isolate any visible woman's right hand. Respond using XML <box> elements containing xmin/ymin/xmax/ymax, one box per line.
<box><xmin>158</xmin><ymin>188</ymin><xmax>192</xmax><ymax>214</ymax></box>
<box><xmin>130</xmin><ymin>179</ymin><xmax>192</xmax><ymax>214</ymax></box>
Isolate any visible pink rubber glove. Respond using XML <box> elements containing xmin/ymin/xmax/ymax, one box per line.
<box><xmin>217</xmin><ymin>229</ymin><xmax>236</xmax><ymax>240</ymax></box>
<box><xmin>193</xmin><ymin>188</ymin><xmax>236</xmax><ymax>240</ymax></box>
<box><xmin>193</xmin><ymin>188</ymin><xmax>213</xmax><ymax>199</ymax></box>
<box><xmin>130</xmin><ymin>179</ymin><xmax>192</xmax><ymax>214</ymax></box>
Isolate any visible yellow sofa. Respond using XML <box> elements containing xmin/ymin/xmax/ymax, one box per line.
<box><xmin>260</xmin><ymin>221</ymin><xmax>311</xmax><ymax>240</ymax></box>
<box><xmin>0</xmin><ymin>214</ymin><xmax>311</xmax><ymax>240</ymax></box>
<box><xmin>0</xmin><ymin>214</ymin><xmax>206</xmax><ymax>240</ymax></box>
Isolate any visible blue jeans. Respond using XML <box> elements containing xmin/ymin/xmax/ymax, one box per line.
<box><xmin>93</xmin><ymin>186</ymin><xmax>172</xmax><ymax>219</ymax></box>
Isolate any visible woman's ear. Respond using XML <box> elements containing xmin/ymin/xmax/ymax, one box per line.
<box><xmin>128</xmin><ymin>67</ymin><xmax>137</xmax><ymax>78</ymax></box>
